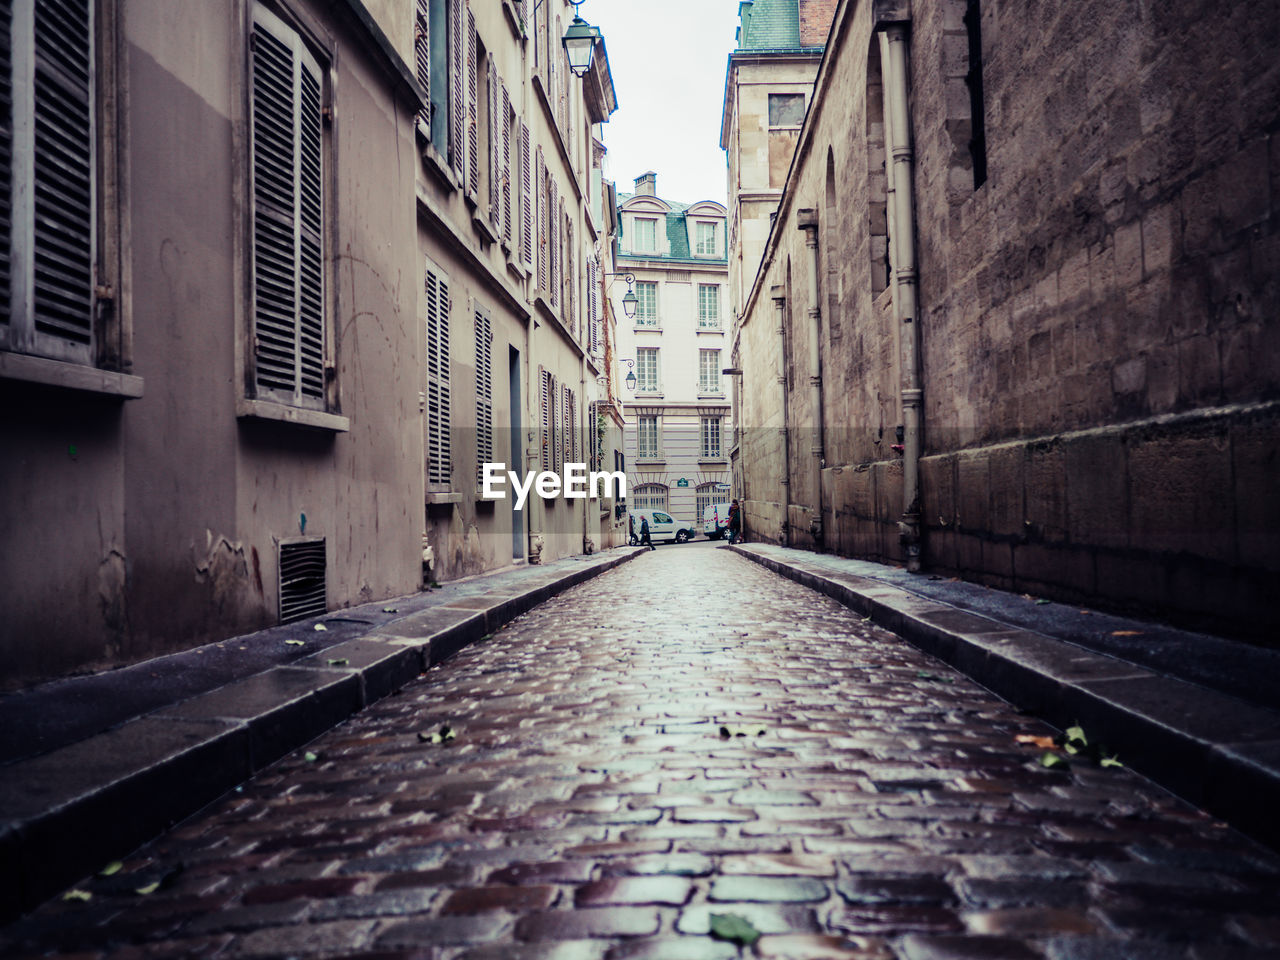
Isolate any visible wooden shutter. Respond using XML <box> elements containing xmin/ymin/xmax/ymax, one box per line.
<box><xmin>561</xmin><ymin>383</ymin><xmax>573</xmax><ymax>468</ymax></box>
<box><xmin>251</xmin><ymin>9</ymin><xmax>325</xmax><ymax>403</ymax></box>
<box><xmin>487</xmin><ymin>58</ymin><xmax>499</xmax><ymax>219</ymax></box>
<box><xmin>519</xmin><ymin>120</ymin><xmax>532</xmax><ymax>269</ymax></box>
<box><xmin>448</xmin><ymin>0</ymin><xmax>464</xmax><ymax>179</ymax></box>
<box><xmin>588</xmin><ymin>257</ymin><xmax>599</xmax><ymax>357</ymax></box>
<box><xmin>29</xmin><ymin>0</ymin><xmax>95</xmax><ymax>355</ymax></box>
<box><xmin>548</xmin><ymin>177</ymin><xmax>559</xmax><ymax>309</ymax></box>
<box><xmin>500</xmin><ymin>85</ymin><xmax>512</xmax><ymax>246</ymax></box>
<box><xmin>475</xmin><ymin>307</ymin><xmax>492</xmax><ymax>481</ymax></box>
<box><xmin>425</xmin><ymin>261</ymin><xmax>452</xmax><ymax>486</ymax></box>
<box><xmin>535</xmin><ymin>146</ymin><xmax>546</xmax><ymax>295</ymax></box>
<box><xmin>539</xmin><ymin>366</ymin><xmax>552</xmax><ymax>472</ymax></box>
<box><xmin>465</xmin><ymin>8</ymin><xmax>478</xmax><ymax>197</ymax></box>
<box><xmin>414</xmin><ymin>0</ymin><xmax>430</xmax><ymax>134</ymax></box>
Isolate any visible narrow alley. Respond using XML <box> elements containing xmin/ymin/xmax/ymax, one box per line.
<box><xmin>5</xmin><ymin>543</ymin><xmax>1278</xmax><ymax>960</ymax></box>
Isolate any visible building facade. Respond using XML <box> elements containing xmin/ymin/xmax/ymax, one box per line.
<box><xmin>731</xmin><ymin>0</ymin><xmax>1280</xmax><ymax>639</ymax></box>
<box><xmin>612</xmin><ymin>174</ymin><xmax>731</xmax><ymax>530</ymax></box>
<box><xmin>0</xmin><ymin>0</ymin><xmax>620</xmax><ymax>688</ymax></box>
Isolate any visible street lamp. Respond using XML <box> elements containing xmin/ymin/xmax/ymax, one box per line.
<box><xmin>603</xmin><ymin>271</ymin><xmax>638</xmax><ymax>318</ymax></box>
<box><xmin>621</xmin><ymin>358</ymin><xmax>636</xmax><ymax>392</ymax></box>
<box><xmin>562</xmin><ymin>3</ymin><xmax>598</xmax><ymax>78</ymax></box>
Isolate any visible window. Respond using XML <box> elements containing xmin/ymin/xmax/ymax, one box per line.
<box><xmin>768</xmin><ymin>93</ymin><xmax>806</xmax><ymax>127</ymax></box>
<box><xmin>474</xmin><ymin>306</ymin><xmax>492</xmax><ymax>482</ymax></box>
<box><xmin>0</xmin><ymin>0</ymin><xmax>99</xmax><ymax>366</ymax></box>
<box><xmin>250</xmin><ymin>5</ymin><xmax>329</xmax><ymax>410</ymax></box>
<box><xmin>633</xmin><ymin>482</ymin><xmax>667</xmax><ymax>511</ymax></box>
<box><xmin>699</xmin><ymin>349</ymin><xmax>721</xmax><ymax>395</ymax></box>
<box><xmin>698</xmin><ymin>285</ymin><xmax>721</xmax><ymax>329</ymax></box>
<box><xmin>633</xmin><ymin>217</ymin><xmax>657</xmax><ymax>253</ymax></box>
<box><xmin>701</xmin><ymin>417</ymin><xmax>722</xmax><ymax>459</ymax></box>
<box><xmin>636</xmin><ymin>347</ymin><xmax>659</xmax><ymax>393</ymax></box>
<box><xmin>696</xmin><ymin>482</ymin><xmax>727</xmax><ymax>520</ymax></box>
<box><xmin>695</xmin><ymin>221</ymin><xmax>719</xmax><ymax>257</ymax></box>
<box><xmin>561</xmin><ymin>382</ymin><xmax>576</xmax><ymax>466</ymax></box>
<box><xmin>540</xmin><ymin>367</ymin><xmax>556</xmax><ymax>472</ymax></box>
<box><xmin>636</xmin><ymin>415</ymin><xmax>659</xmax><ymax>460</ymax></box>
<box><xmin>634</xmin><ymin>281</ymin><xmax>658</xmax><ymax>325</ymax></box>
<box><xmin>425</xmin><ymin>259</ymin><xmax>452</xmax><ymax>486</ymax></box>
<box><xmin>964</xmin><ymin>0</ymin><xmax>988</xmax><ymax>189</ymax></box>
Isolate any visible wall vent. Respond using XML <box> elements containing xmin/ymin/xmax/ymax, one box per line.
<box><xmin>279</xmin><ymin>538</ymin><xmax>327</xmax><ymax>623</ymax></box>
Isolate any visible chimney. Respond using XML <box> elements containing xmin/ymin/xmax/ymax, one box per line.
<box><xmin>635</xmin><ymin>172</ymin><xmax>657</xmax><ymax>197</ymax></box>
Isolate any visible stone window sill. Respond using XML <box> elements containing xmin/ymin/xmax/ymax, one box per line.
<box><xmin>0</xmin><ymin>351</ymin><xmax>144</xmax><ymax>398</ymax></box>
<box><xmin>237</xmin><ymin>398</ymin><xmax>349</xmax><ymax>432</ymax></box>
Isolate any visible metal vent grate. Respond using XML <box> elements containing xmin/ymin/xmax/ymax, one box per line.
<box><xmin>279</xmin><ymin>538</ymin><xmax>327</xmax><ymax>624</ymax></box>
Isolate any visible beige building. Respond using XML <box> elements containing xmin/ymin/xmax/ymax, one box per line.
<box><xmin>731</xmin><ymin>0</ymin><xmax>1280</xmax><ymax>639</ymax></box>
<box><xmin>611</xmin><ymin>174</ymin><xmax>731</xmax><ymax>529</ymax></box>
<box><xmin>0</xmin><ymin>0</ymin><xmax>619</xmax><ymax>688</ymax></box>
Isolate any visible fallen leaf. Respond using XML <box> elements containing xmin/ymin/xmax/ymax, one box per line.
<box><xmin>1111</xmin><ymin>630</ymin><xmax>1143</xmax><ymax>637</ymax></box>
<box><xmin>709</xmin><ymin>913</ymin><xmax>761</xmax><ymax>947</ymax></box>
<box><xmin>1035</xmin><ymin>599</ymin><xmax>1051</xmax><ymax>605</ymax></box>
<box><xmin>100</xmin><ymin>861</ymin><xmax>123</xmax><ymax>877</ymax></box>
<box><xmin>1016</xmin><ymin>734</ymin><xmax>1057</xmax><ymax>749</ymax></box>
<box><xmin>285</xmin><ymin>640</ymin><xmax>305</xmax><ymax>646</ymax></box>
<box><xmin>1101</xmin><ymin>755</ymin><xmax>1124</xmax><ymax>768</ymax></box>
<box><xmin>1064</xmin><ymin>742</ymin><xmax>1080</xmax><ymax>755</ymax></box>
<box><xmin>1065</xmin><ymin>725</ymin><xmax>1088</xmax><ymax>746</ymax></box>
<box><xmin>63</xmin><ymin>889</ymin><xmax>92</xmax><ymax>902</ymax></box>
<box><xmin>135</xmin><ymin>882</ymin><xmax>160</xmax><ymax>896</ymax></box>
<box><xmin>1040</xmin><ymin>752</ymin><xmax>1068</xmax><ymax>769</ymax></box>
<box><xmin>1079</xmin><ymin>610</ymin><xmax>1092</xmax><ymax>615</ymax></box>
<box><xmin>304</xmin><ymin>751</ymin><xmax>318</xmax><ymax>763</ymax></box>
<box><xmin>383</xmin><ymin>607</ymin><xmax>398</xmax><ymax>613</ymax></box>
<box><xmin>916</xmin><ymin>671</ymin><xmax>954</xmax><ymax>684</ymax></box>
<box><xmin>314</xmin><ymin>623</ymin><xmax>328</xmax><ymax>632</ymax></box>
<box><xmin>327</xmin><ymin>658</ymin><xmax>349</xmax><ymax>666</ymax></box>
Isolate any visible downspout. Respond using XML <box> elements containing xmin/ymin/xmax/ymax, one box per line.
<box><xmin>882</xmin><ymin>23</ymin><xmax>924</xmax><ymax>572</ymax></box>
<box><xmin>796</xmin><ymin>208</ymin><xmax>824</xmax><ymax>547</ymax></box>
<box><xmin>771</xmin><ymin>285</ymin><xmax>792</xmax><ymax>546</ymax></box>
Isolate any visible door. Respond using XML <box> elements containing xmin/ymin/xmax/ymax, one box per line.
<box><xmin>509</xmin><ymin>347</ymin><xmax>524</xmax><ymax>560</ymax></box>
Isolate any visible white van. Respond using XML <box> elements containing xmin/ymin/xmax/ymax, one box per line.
<box><xmin>630</xmin><ymin>509</ymin><xmax>697</xmax><ymax>544</ymax></box>
<box><xmin>702</xmin><ymin>502</ymin><xmax>732</xmax><ymax>539</ymax></box>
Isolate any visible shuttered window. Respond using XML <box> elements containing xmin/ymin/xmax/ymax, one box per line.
<box><xmin>539</xmin><ymin>366</ymin><xmax>554</xmax><ymax>472</ymax></box>
<box><xmin>548</xmin><ymin>177</ymin><xmax>559</xmax><ymax>308</ymax></box>
<box><xmin>487</xmin><ymin>57</ymin><xmax>498</xmax><ymax>220</ymax></box>
<box><xmin>535</xmin><ymin>146</ymin><xmax>547</xmax><ymax>295</ymax></box>
<box><xmin>448</xmin><ymin>0</ymin><xmax>464</xmax><ymax>178</ymax></box>
<box><xmin>414</xmin><ymin>0</ymin><xmax>430</xmax><ymax>136</ymax></box>
<box><xmin>587</xmin><ymin>257</ymin><xmax>600</xmax><ymax>358</ymax></box>
<box><xmin>465</xmin><ymin>8</ymin><xmax>478</xmax><ymax>198</ymax></box>
<box><xmin>0</xmin><ymin>0</ymin><xmax>97</xmax><ymax>364</ymax></box>
<box><xmin>474</xmin><ymin>305</ymin><xmax>492</xmax><ymax>481</ymax></box>
<box><xmin>500</xmin><ymin>84</ymin><xmax>512</xmax><ymax>246</ymax></box>
<box><xmin>425</xmin><ymin>258</ymin><xmax>452</xmax><ymax>487</ymax></box>
<box><xmin>561</xmin><ymin>382</ymin><xmax>575</xmax><ymax>467</ymax></box>
<box><xmin>519</xmin><ymin>120</ymin><xmax>532</xmax><ymax>269</ymax></box>
<box><xmin>250</xmin><ymin>5</ymin><xmax>327</xmax><ymax>408</ymax></box>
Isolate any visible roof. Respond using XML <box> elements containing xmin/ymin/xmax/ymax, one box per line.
<box><xmin>738</xmin><ymin>0</ymin><xmax>800</xmax><ymax>50</ymax></box>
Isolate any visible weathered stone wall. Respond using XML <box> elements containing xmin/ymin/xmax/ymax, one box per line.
<box><xmin>735</xmin><ymin>0</ymin><xmax>1280</xmax><ymax>639</ymax></box>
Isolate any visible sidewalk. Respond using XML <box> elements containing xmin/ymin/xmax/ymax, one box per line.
<box><xmin>729</xmin><ymin>542</ymin><xmax>1280</xmax><ymax>854</ymax></box>
<box><xmin>0</xmin><ymin>546</ymin><xmax>645</xmax><ymax>922</ymax></box>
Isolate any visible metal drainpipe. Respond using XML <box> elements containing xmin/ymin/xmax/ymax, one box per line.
<box><xmin>772</xmin><ymin>285</ymin><xmax>792</xmax><ymax>547</ymax></box>
<box><xmin>796</xmin><ymin>209</ymin><xmax>824</xmax><ymax>547</ymax></box>
<box><xmin>884</xmin><ymin>24</ymin><xmax>924</xmax><ymax>572</ymax></box>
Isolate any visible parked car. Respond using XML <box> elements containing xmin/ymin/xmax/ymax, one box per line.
<box><xmin>629</xmin><ymin>509</ymin><xmax>697</xmax><ymax>544</ymax></box>
<box><xmin>702</xmin><ymin>502</ymin><xmax>732</xmax><ymax>539</ymax></box>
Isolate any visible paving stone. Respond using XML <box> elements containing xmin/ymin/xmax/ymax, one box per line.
<box><xmin>1042</xmin><ymin>938</ymin><xmax>1186</xmax><ymax>959</ymax></box>
<box><xmin>235</xmin><ymin>918</ymin><xmax>380</xmax><ymax>957</ymax></box>
<box><xmin>964</xmin><ymin>907</ymin><xmax>1098</xmax><ymax>936</ymax></box>
<box><xmin>310</xmin><ymin>888</ymin><xmax>439</xmax><ymax>919</ymax></box>
<box><xmin>377</xmin><ymin>914</ymin><xmax>512</xmax><ymax>948</ymax></box>
<box><xmin>895</xmin><ymin>934</ymin><xmax>1045</xmax><ymax>959</ymax></box>
<box><xmin>600</xmin><ymin>854</ymin><xmax>716</xmax><ymax>877</ymax></box>
<box><xmin>720</xmin><ymin>853</ymin><xmax>836</xmax><ymax>877</ymax></box>
<box><xmin>441</xmin><ymin>885</ymin><xmax>559</xmax><ymax>914</ymax></box>
<box><xmin>675</xmin><ymin>903</ymin><xmax>820</xmax><ymax>936</ymax></box>
<box><xmin>837</xmin><ymin>875</ymin><xmax>957</xmax><ymax>905</ymax></box>
<box><xmin>458</xmin><ymin>941</ymin><xmax>610</xmax><ymax>960</ymax></box>
<box><xmin>239</xmin><ymin>875</ymin><xmax>362</xmax><ymax>905</ymax></box>
<box><xmin>605</xmin><ymin>938</ymin><xmax>739</xmax><ymax>960</ymax></box>
<box><xmin>515</xmin><ymin>908</ymin><xmax>662</xmax><ymax>940</ymax></box>
<box><xmin>575</xmin><ymin>876</ymin><xmax>695</xmax><ymax>906</ymax></box>
<box><xmin>753</xmin><ymin>933</ymin><xmax>894</xmax><ymax>959</ymax></box>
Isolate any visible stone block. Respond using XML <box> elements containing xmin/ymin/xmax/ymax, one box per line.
<box><xmin>1113</xmin><ymin>220</ymin><xmax>1143</xmax><ymax>289</ymax></box>
<box><xmin>1063</xmin><ymin>432</ymin><xmax>1129</xmax><ymax>549</ymax></box>
<box><xmin>987</xmin><ymin>445</ymin><xmax>1026</xmax><ymax>539</ymax></box>
<box><xmin>1011</xmin><ymin>543</ymin><xmax>1095</xmax><ymax>598</ymax></box>
<box><xmin>955</xmin><ymin>531</ymin><xmax>984</xmax><ymax>578</ymax></box>
<box><xmin>955</xmin><ymin>453</ymin><xmax>990</xmax><ymax>533</ymax></box>
<box><xmin>1180</xmin><ymin>173</ymin><xmax>1218</xmax><ymax>257</ymax></box>
<box><xmin>1127</xmin><ymin>428</ymin><xmax>1234</xmax><ymax>562</ymax></box>
<box><xmin>1216</xmin><ymin>138</ymin><xmax>1270</xmax><ymax>235</ymax></box>
<box><xmin>1140</xmin><ymin>202</ymin><xmax>1178</xmax><ymax>278</ymax></box>
<box><xmin>1024</xmin><ymin>441</ymin><xmax>1067</xmax><ymax>542</ymax></box>
<box><xmin>1176</xmin><ymin>333</ymin><xmax>1222</xmax><ymax>406</ymax></box>
<box><xmin>1145</xmin><ymin>346</ymin><xmax>1179</xmax><ymax>414</ymax></box>
<box><xmin>1231</xmin><ymin>415</ymin><xmax>1280</xmax><ymax>570</ymax></box>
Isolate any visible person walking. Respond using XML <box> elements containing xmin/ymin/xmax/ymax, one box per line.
<box><xmin>639</xmin><ymin>515</ymin><xmax>655</xmax><ymax>551</ymax></box>
<box><xmin>628</xmin><ymin>513</ymin><xmax>636</xmax><ymax>546</ymax></box>
<box><xmin>726</xmin><ymin>499</ymin><xmax>741</xmax><ymax>545</ymax></box>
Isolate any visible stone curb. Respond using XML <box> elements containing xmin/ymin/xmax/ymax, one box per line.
<box><xmin>0</xmin><ymin>547</ymin><xmax>645</xmax><ymax>922</ymax></box>
<box><xmin>729</xmin><ymin>544</ymin><xmax>1280</xmax><ymax>852</ymax></box>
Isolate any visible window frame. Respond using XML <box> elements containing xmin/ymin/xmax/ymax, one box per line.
<box><xmin>700</xmin><ymin>416</ymin><xmax>723</xmax><ymax>459</ymax></box>
<box><xmin>697</xmin><ymin>283</ymin><xmax>721</xmax><ymax>329</ymax></box>
<box><xmin>634</xmin><ymin>280</ymin><xmax>658</xmax><ymax>326</ymax></box>
<box><xmin>635</xmin><ymin>346</ymin><xmax>660</xmax><ymax>394</ymax></box>
<box><xmin>636</xmin><ymin>415</ymin><xmax>660</xmax><ymax>460</ymax></box>
<box><xmin>698</xmin><ymin>348</ymin><xmax>721</xmax><ymax>395</ymax></box>
<box><xmin>632</xmin><ymin>216</ymin><xmax>657</xmax><ymax>254</ymax></box>
<box><xmin>694</xmin><ymin>221</ymin><xmax>719</xmax><ymax>257</ymax></box>
<box><xmin>633</xmin><ymin>481</ymin><xmax>668</xmax><ymax>511</ymax></box>
<box><xmin>425</xmin><ymin>256</ymin><xmax>453</xmax><ymax>491</ymax></box>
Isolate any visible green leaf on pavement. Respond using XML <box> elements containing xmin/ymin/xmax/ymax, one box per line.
<box><xmin>916</xmin><ymin>671</ymin><xmax>954</xmax><ymax>683</ymax></box>
<box><xmin>1040</xmin><ymin>751</ymin><xmax>1068</xmax><ymax>769</ymax></box>
<box><xmin>304</xmin><ymin>751</ymin><xmax>318</xmax><ymax>762</ymax></box>
<box><xmin>63</xmin><ymin>889</ymin><xmax>92</xmax><ymax>902</ymax></box>
<box><xmin>422</xmin><ymin>724</ymin><xmax>456</xmax><ymax>744</ymax></box>
<box><xmin>100</xmin><ymin>861</ymin><xmax>123</xmax><ymax>877</ymax></box>
<box><xmin>285</xmin><ymin>640</ymin><xmax>305</xmax><ymax>646</ymax></box>
<box><xmin>1035</xmin><ymin>598</ymin><xmax>1051</xmax><ymax>605</ymax></box>
<box><xmin>382</xmin><ymin>607</ymin><xmax>398</xmax><ymax>613</ymax></box>
<box><xmin>135</xmin><ymin>882</ymin><xmax>161</xmax><ymax>896</ymax></box>
<box><xmin>313</xmin><ymin>623</ymin><xmax>328</xmax><ymax>631</ymax></box>
<box><xmin>1101</xmin><ymin>755</ymin><xmax>1124</xmax><ymax>768</ymax></box>
<box><xmin>1065</xmin><ymin>725</ymin><xmax>1088</xmax><ymax>746</ymax></box>
<box><xmin>327</xmin><ymin>658</ymin><xmax>349</xmax><ymax>666</ymax></box>
<box><xmin>709</xmin><ymin>913</ymin><xmax>761</xmax><ymax>947</ymax></box>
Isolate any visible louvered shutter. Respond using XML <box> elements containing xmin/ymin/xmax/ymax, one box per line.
<box><xmin>535</xmin><ymin>147</ymin><xmax>546</xmax><ymax>295</ymax></box>
<box><xmin>539</xmin><ymin>366</ymin><xmax>551</xmax><ymax>472</ymax></box>
<box><xmin>465</xmin><ymin>8</ymin><xmax>478</xmax><ymax>198</ymax></box>
<box><xmin>425</xmin><ymin>261</ymin><xmax>452</xmax><ymax>486</ymax></box>
<box><xmin>500</xmin><ymin>85</ymin><xmax>512</xmax><ymax>246</ymax></box>
<box><xmin>548</xmin><ymin>178</ymin><xmax>559</xmax><ymax>309</ymax></box>
<box><xmin>448</xmin><ymin>0</ymin><xmax>464</xmax><ymax>179</ymax></box>
<box><xmin>566</xmin><ymin>220</ymin><xmax>575</xmax><ymax>335</ymax></box>
<box><xmin>487</xmin><ymin>58</ymin><xmax>499</xmax><ymax>220</ymax></box>
<box><xmin>519</xmin><ymin>120</ymin><xmax>532</xmax><ymax>269</ymax></box>
<box><xmin>561</xmin><ymin>383</ymin><xmax>573</xmax><ymax>469</ymax></box>
<box><xmin>0</xmin><ymin>0</ymin><xmax>15</xmax><ymax>330</ymax></box>
<box><xmin>588</xmin><ymin>257</ymin><xmax>599</xmax><ymax>356</ymax></box>
<box><xmin>474</xmin><ymin>307</ymin><xmax>492</xmax><ymax>481</ymax></box>
<box><xmin>251</xmin><ymin>9</ymin><xmax>325</xmax><ymax>405</ymax></box>
<box><xmin>414</xmin><ymin>0</ymin><xmax>430</xmax><ymax>135</ymax></box>
<box><xmin>29</xmin><ymin>0</ymin><xmax>95</xmax><ymax>356</ymax></box>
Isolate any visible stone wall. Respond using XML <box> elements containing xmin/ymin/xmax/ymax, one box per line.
<box><xmin>734</xmin><ymin>0</ymin><xmax>1280</xmax><ymax>640</ymax></box>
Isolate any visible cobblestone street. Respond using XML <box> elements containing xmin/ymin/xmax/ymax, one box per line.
<box><xmin>6</xmin><ymin>543</ymin><xmax>1279</xmax><ymax>960</ymax></box>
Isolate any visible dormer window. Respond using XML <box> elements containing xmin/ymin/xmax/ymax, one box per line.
<box><xmin>633</xmin><ymin>217</ymin><xmax>658</xmax><ymax>253</ymax></box>
<box><xmin>695</xmin><ymin>221</ymin><xmax>719</xmax><ymax>257</ymax></box>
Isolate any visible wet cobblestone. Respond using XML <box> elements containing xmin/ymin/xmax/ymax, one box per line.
<box><xmin>3</xmin><ymin>543</ymin><xmax>1278</xmax><ymax>958</ymax></box>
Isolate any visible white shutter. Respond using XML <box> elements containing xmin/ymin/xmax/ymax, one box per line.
<box><xmin>548</xmin><ymin>178</ymin><xmax>559</xmax><ymax>309</ymax></box>
<box><xmin>519</xmin><ymin>120</ymin><xmax>532</xmax><ymax>269</ymax></box>
<box><xmin>487</xmin><ymin>57</ymin><xmax>499</xmax><ymax>219</ymax></box>
<box><xmin>425</xmin><ymin>261</ymin><xmax>452</xmax><ymax>486</ymax></box>
<box><xmin>251</xmin><ymin>7</ymin><xmax>325</xmax><ymax>405</ymax></box>
<box><xmin>501</xmin><ymin>85</ymin><xmax>512</xmax><ymax>246</ymax></box>
<box><xmin>588</xmin><ymin>257</ymin><xmax>599</xmax><ymax>357</ymax></box>
<box><xmin>465</xmin><ymin>8</ymin><xmax>478</xmax><ymax>197</ymax></box>
<box><xmin>535</xmin><ymin>146</ymin><xmax>546</xmax><ymax>295</ymax></box>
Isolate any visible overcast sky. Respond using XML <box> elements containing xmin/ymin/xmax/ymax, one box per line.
<box><xmin>584</xmin><ymin>1</ymin><xmax>741</xmax><ymax>206</ymax></box>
